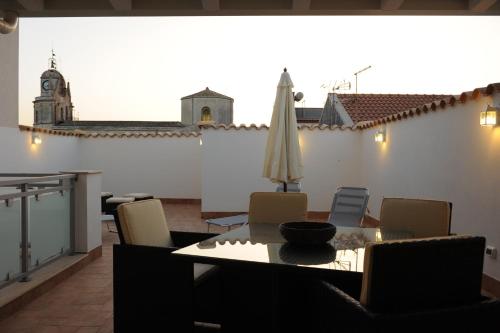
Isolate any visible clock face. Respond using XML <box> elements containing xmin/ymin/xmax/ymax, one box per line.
<box><xmin>42</xmin><ymin>80</ymin><xmax>50</xmax><ymax>91</ymax></box>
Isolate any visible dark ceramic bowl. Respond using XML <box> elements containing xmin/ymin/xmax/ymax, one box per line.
<box><xmin>279</xmin><ymin>243</ymin><xmax>337</xmax><ymax>265</ymax></box>
<box><xmin>279</xmin><ymin>221</ymin><xmax>337</xmax><ymax>245</ymax></box>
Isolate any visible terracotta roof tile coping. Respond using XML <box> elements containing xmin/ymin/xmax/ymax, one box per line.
<box><xmin>18</xmin><ymin>125</ymin><xmax>200</xmax><ymax>138</ymax></box>
<box><xmin>198</xmin><ymin>123</ymin><xmax>359</xmax><ymax>131</ymax></box>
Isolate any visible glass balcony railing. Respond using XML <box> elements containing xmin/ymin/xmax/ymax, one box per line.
<box><xmin>0</xmin><ymin>173</ymin><xmax>76</xmax><ymax>288</ymax></box>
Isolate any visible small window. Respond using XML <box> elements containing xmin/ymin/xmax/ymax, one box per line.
<box><xmin>201</xmin><ymin>106</ymin><xmax>212</xmax><ymax>121</ymax></box>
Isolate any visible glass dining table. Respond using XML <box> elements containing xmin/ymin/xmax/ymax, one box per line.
<box><xmin>173</xmin><ymin>223</ymin><xmax>413</xmax><ymax>274</ymax></box>
<box><xmin>172</xmin><ymin>223</ymin><xmax>413</xmax><ymax>333</ymax></box>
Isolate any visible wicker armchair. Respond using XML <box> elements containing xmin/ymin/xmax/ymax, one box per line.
<box><xmin>313</xmin><ymin>236</ymin><xmax>500</xmax><ymax>332</ymax></box>
<box><xmin>113</xmin><ymin>199</ymin><xmax>221</xmax><ymax>333</ymax></box>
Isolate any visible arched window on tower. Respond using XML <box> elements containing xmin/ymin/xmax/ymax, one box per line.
<box><xmin>201</xmin><ymin>106</ymin><xmax>212</xmax><ymax>122</ymax></box>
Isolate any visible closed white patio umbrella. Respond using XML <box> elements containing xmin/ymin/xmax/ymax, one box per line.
<box><xmin>263</xmin><ymin>68</ymin><xmax>303</xmax><ymax>191</ymax></box>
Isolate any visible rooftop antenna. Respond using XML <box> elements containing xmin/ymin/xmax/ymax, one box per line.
<box><xmin>333</xmin><ymin>80</ymin><xmax>351</xmax><ymax>92</ymax></box>
<box><xmin>353</xmin><ymin>65</ymin><xmax>372</xmax><ymax>94</ymax></box>
<box><xmin>48</xmin><ymin>49</ymin><xmax>57</xmax><ymax>69</ymax></box>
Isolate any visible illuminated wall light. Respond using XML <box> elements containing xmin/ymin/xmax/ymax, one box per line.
<box><xmin>480</xmin><ymin>105</ymin><xmax>498</xmax><ymax>127</ymax></box>
<box><xmin>32</xmin><ymin>133</ymin><xmax>42</xmax><ymax>145</ymax></box>
<box><xmin>374</xmin><ymin>128</ymin><xmax>386</xmax><ymax>143</ymax></box>
<box><xmin>199</xmin><ymin>138</ymin><xmax>203</xmax><ymax>146</ymax></box>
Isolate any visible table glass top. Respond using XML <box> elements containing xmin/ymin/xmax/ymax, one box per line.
<box><xmin>174</xmin><ymin>223</ymin><xmax>413</xmax><ymax>273</ymax></box>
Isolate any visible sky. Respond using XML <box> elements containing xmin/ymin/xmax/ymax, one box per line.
<box><xmin>18</xmin><ymin>16</ymin><xmax>500</xmax><ymax>126</ymax></box>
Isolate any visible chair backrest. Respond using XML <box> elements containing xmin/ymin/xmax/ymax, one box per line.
<box><xmin>117</xmin><ymin>199</ymin><xmax>174</xmax><ymax>247</ymax></box>
<box><xmin>248</xmin><ymin>192</ymin><xmax>307</xmax><ymax>224</ymax></box>
<box><xmin>328</xmin><ymin>187</ymin><xmax>369</xmax><ymax>227</ymax></box>
<box><xmin>380</xmin><ymin>198</ymin><xmax>452</xmax><ymax>238</ymax></box>
<box><xmin>360</xmin><ymin>236</ymin><xmax>485</xmax><ymax>313</ymax></box>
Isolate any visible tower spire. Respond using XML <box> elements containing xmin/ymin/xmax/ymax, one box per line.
<box><xmin>49</xmin><ymin>49</ymin><xmax>57</xmax><ymax>69</ymax></box>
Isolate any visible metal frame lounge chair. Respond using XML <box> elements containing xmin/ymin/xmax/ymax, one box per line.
<box><xmin>328</xmin><ymin>187</ymin><xmax>369</xmax><ymax>227</ymax></box>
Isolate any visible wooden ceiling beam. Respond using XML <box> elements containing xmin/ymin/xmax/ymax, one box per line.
<box><xmin>381</xmin><ymin>0</ymin><xmax>405</xmax><ymax>10</ymax></box>
<box><xmin>202</xmin><ymin>0</ymin><xmax>220</xmax><ymax>11</ymax></box>
<box><xmin>469</xmin><ymin>0</ymin><xmax>498</xmax><ymax>12</ymax></box>
<box><xmin>16</xmin><ymin>0</ymin><xmax>44</xmax><ymax>11</ymax></box>
<box><xmin>109</xmin><ymin>0</ymin><xmax>132</xmax><ymax>11</ymax></box>
<box><xmin>292</xmin><ymin>0</ymin><xmax>311</xmax><ymax>11</ymax></box>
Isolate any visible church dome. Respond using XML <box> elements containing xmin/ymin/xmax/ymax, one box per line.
<box><xmin>41</xmin><ymin>69</ymin><xmax>63</xmax><ymax>80</ymax></box>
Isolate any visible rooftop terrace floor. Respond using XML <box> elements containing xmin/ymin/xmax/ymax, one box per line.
<box><xmin>0</xmin><ymin>202</ymin><xmax>232</xmax><ymax>333</ymax></box>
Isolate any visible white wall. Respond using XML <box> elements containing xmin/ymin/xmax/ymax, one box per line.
<box><xmin>0</xmin><ymin>29</ymin><xmax>19</xmax><ymax>127</ymax></box>
<box><xmin>78</xmin><ymin>136</ymin><xmax>201</xmax><ymax>198</ymax></box>
<box><xmin>201</xmin><ymin>127</ymin><xmax>363</xmax><ymax>212</ymax></box>
<box><xmin>0</xmin><ymin>127</ymin><xmax>80</xmax><ymax>172</ymax></box>
<box><xmin>360</xmin><ymin>94</ymin><xmax>500</xmax><ymax>279</ymax></box>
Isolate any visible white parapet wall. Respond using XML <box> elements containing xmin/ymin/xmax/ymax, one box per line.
<box><xmin>78</xmin><ymin>134</ymin><xmax>202</xmax><ymax>199</ymax></box>
<box><xmin>200</xmin><ymin>126</ymin><xmax>363</xmax><ymax>213</ymax></box>
<box><xmin>359</xmin><ymin>92</ymin><xmax>500</xmax><ymax>280</ymax></box>
<box><xmin>0</xmin><ymin>127</ymin><xmax>80</xmax><ymax>172</ymax></box>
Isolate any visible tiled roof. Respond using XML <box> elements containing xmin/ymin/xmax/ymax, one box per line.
<box><xmin>181</xmin><ymin>87</ymin><xmax>233</xmax><ymax>100</ymax></box>
<box><xmin>336</xmin><ymin>93</ymin><xmax>453</xmax><ymax>124</ymax></box>
<box><xmin>359</xmin><ymin>83</ymin><xmax>500</xmax><ymax>129</ymax></box>
<box><xmin>52</xmin><ymin>120</ymin><xmax>185</xmax><ymax>132</ymax></box>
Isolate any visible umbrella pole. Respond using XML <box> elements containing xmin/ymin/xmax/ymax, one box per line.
<box><xmin>283</xmin><ymin>182</ymin><xmax>288</xmax><ymax>192</ymax></box>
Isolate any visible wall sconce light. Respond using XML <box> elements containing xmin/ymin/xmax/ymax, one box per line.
<box><xmin>32</xmin><ymin>133</ymin><xmax>42</xmax><ymax>145</ymax></box>
<box><xmin>480</xmin><ymin>105</ymin><xmax>498</xmax><ymax>126</ymax></box>
<box><xmin>374</xmin><ymin>128</ymin><xmax>386</xmax><ymax>143</ymax></box>
<box><xmin>199</xmin><ymin>138</ymin><xmax>203</xmax><ymax>146</ymax></box>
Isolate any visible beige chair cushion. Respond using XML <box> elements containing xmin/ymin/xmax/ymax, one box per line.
<box><xmin>248</xmin><ymin>192</ymin><xmax>307</xmax><ymax>224</ymax></box>
<box><xmin>117</xmin><ymin>199</ymin><xmax>174</xmax><ymax>247</ymax></box>
<box><xmin>380</xmin><ymin>198</ymin><xmax>451</xmax><ymax>238</ymax></box>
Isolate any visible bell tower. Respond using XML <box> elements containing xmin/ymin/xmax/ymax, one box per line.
<box><xmin>33</xmin><ymin>50</ymin><xmax>74</xmax><ymax>127</ymax></box>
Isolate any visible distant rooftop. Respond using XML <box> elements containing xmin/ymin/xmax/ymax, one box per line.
<box><xmin>52</xmin><ymin>120</ymin><xmax>186</xmax><ymax>132</ymax></box>
<box><xmin>295</xmin><ymin>107</ymin><xmax>323</xmax><ymax>123</ymax></box>
<box><xmin>181</xmin><ymin>87</ymin><xmax>233</xmax><ymax>101</ymax></box>
<box><xmin>335</xmin><ymin>93</ymin><xmax>454</xmax><ymax>123</ymax></box>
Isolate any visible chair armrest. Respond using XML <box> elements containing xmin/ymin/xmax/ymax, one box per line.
<box><xmin>314</xmin><ymin>280</ymin><xmax>373</xmax><ymax>330</ymax></box>
<box><xmin>361</xmin><ymin>213</ymin><xmax>380</xmax><ymax>228</ymax></box>
<box><xmin>171</xmin><ymin>231</ymin><xmax>219</xmax><ymax>248</ymax></box>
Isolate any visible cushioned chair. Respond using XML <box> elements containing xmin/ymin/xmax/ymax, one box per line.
<box><xmin>380</xmin><ymin>198</ymin><xmax>452</xmax><ymax>237</ymax></box>
<box><xmin>248</xmin><ymin>192</ymin><xmax>307</xmax><ymax>224</ymax></box>
<box><xmin>113</xmin><ymin>199</ymin><xmax>221</xmax><ymax>333</ymax></box>
<box><xmin>312</xmin><ymin>236</ymin><xmax>500</xmax><ymax>332</ymax></box>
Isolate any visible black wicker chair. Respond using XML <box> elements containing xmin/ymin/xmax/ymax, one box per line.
<box><xmin>112</xmin><ymin>199</ymin><xmax>221</xmax><ymax>333</ymax></box>
<box><xmin>311</xmin><ymin>236</ymin><xmax>500</xmax><ymax>333</ymax></box>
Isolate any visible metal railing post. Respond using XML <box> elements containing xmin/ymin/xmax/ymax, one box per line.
<box><xmin>69</xmin><ymin>178</ymin><xmax>76</xmax><ymax>255</ymax></box>
<box><xmin>20</xmin><ymin>184</ymin><xmax>31</xmax><ymax>282</ymax></box>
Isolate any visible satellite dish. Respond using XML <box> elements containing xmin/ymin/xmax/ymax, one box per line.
<box><xmin>294</xmin><ymin>92</ymin><xmax>304</xmax><ymax>102</ymax></box>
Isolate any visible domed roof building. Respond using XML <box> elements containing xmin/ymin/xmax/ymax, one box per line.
<box><xmin>33</xmin><ymin>54</ymin><xmax>73</xmax><ymax>127</ymax></box>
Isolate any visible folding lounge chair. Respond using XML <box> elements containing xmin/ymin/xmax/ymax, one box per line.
<box><xmin>328</xmin><ymin>187</ymin><xmax>369</xmax><ymax>227</ymax></box>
